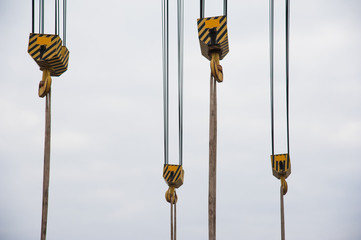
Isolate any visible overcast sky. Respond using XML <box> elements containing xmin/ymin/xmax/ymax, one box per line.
<box><xmin>0</xmin><ymin>0</ymin><xmax>361</xmax><ymax>240</ymax></box>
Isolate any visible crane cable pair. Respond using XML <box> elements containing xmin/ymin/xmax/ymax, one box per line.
<box><xmin>161</xmin><ymin>0</ymin><xmax>184</xmax><ymax>239</ymax></box>
<box><xmin>197</xmin><ymin>1</ymin><xmax>229</xmax><ymax>239</ymax></box>
<box><xmin>269</xmin><ymin>0</ymin><xmax>291</xmax><ymax>240</ymax></box>
<box><xmin>28</xmin><ymin>0</ymin><xmax>69</xmax><ymax>239</ymax></box>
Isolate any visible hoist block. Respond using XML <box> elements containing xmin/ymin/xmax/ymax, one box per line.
<box><xmin>163</xmin><ymin>164</ymin><xmax>184</xmax><ymax>189</ymax></box>
<box><xmin>28</xmin><ymin>33</ymin><xmax>69</xmax><ymax>76</ymax></box>
<box><xmin>271</xmin><ymin>154</ymin><xmax>291</xmax><ymax>179</ymax></box>
<box><xmin>197</xmin><ymin>15</ymin><xmax>229</xmax><ymax>61</ymax></box>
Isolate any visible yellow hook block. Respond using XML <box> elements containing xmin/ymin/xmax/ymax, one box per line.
<box><xmin>271</xmin><ymin>154</ymin><xmax>291</xmax><ymax>195</ymax></box>
<box><xmin>163</xmin><ymin>164</ymin><xmax>184</xmax><ymax>203</ymax></box>
<box><xmin>271</xmin><ymin>153</ymin><xmax>291</xmax><ymax>179</ymax></box>
<box><xmin>28</xmin><ymin>34</ymin><xmax>69</xmax><ymax>77</ymax></box>
<box><xmin>197</xmin><ymin>15</ymin><xmax>229</xmax><ymax>61</ymax></box>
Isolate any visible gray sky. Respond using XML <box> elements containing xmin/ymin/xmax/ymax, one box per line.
<box><xmin>1</xmin><ymin>0</ymin><xmax>361</xmax><ymax>239</ymax></box>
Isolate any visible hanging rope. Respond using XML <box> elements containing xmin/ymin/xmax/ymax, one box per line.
<box><xmin>162</xmin><ymin>0</ymin><xmax>184</xmax><ymax>239</ymax></box>
<box><xmin>198</xmin><ymin>1</ymin><xmax>228</xmax><ymax>240</ymax></box>
<box><xmin>170</xmin><ymin>193</ymin><xmax>177</xmax><ymax>240</ymax></box>
<box><xmin>269</xmin><ymin>1</ymin><xmax>291</xmax><ymax>240</ymax></box>
<box><xmin>29</xmin><ymin>1</ymin><xmax>69</xmax><ymax>239</ymax></box>
<box><xmin>40</xmin><ymin>91</ymin><xmax>51</xmax><ymax>240</ymax></box>
<box><xmin>280</xmin><ymin>184</ymin><xmax>285</xmax><ymax>240</ymax></box>
<box><xmin>209</xmin><ymin>73</ymin><xmax>217</xmax><ymax>240</ymax></box>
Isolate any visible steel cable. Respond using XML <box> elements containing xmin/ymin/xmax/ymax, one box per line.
<box><xmin>177</xmin><ymin>0</ymin><xmax>184</xmax><ymax>165</ymax></box>
<box><xmin>269</xmin><ymin>1</ymin><xmax>291</xmax><ymax>239</ymax></box>
<box><xmin>162</xmin><ymin>0</ymin><xmax>184</xmax><ymax>166</ymax></box>
<box><xmin>32</xmin><ymin>0</ymin><xmax>35</xmax><ymax>33</ymax></box>
<box><xmin>63</xmin><ymin>0</ymin><xmax>67</xmax><ymax>46</ymax></box>
<box><xmin>200</xmin><ymin>0</ymin><xmax>205</xmax><ymax>18</ymax></box>
<box><xmin>162</xmin><ymin>0</ymin><xmax>169</xmax><ymax>165</ymax></box>
<box><xmin>269</xmin><ymin>0</ymin><xmax>275</xmax><ymax>173</ymax></box>
<box><xmin>39</xmin><ymin>0</ymin><xmax>44</xmax><ymax>34</ymax></box>
<box><xmin>285</xmin><ymin>0</ymin><xmax>290</xmax><ymax>166</ymax></box>
<box><xmin>223</xmin><ymin>0</ymin><xmax>227</xmax><ymax>16</ymax></box>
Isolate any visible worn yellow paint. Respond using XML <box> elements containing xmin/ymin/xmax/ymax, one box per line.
<box><xmin>205</xmin><ymin>18</ymin><xmax>220</xmax><ymax>28</ymax></box>
<box><xmin>36</xmin><ymin>36</ymin><xmax>52</xmax><ymax>46</ymax></box>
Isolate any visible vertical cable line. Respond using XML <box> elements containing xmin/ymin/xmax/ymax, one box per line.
<box><xmin>285</xmin><ymin>0</ymin><xmax>290</xmax><ymax>161</ymax></box>
<box><xmin>177</xmin><ymin>0</ymin><xmax>184</xmax><ymax>165</ymax></box>
<box><xmin>269</xmin><ymin>0</ymin><xmax>275</xmax><ymax>163</ymax></box>
<box><xmin>63</xmin><ymin>0</ymin><xmax>67</xmax><ymax>46</ymax></box>
<box><xmin>55</xmin><ymin>0</ymin><xmax>58</xmax><ymax>34</ymax></box>
<box><xmin>162</xmin><ymin>0</ymin><xmax>169</xmax><ymax>165</ymax></box>
<box><xmin>162</xmin><ymin>0</ymin><xmax>184</xmax><ymax>166</ymax></box>
<box><xmin>32</xmin><ymin>0</ymin><xmax>35</xmax><ymax>33</ymax></box>
<box><xmin>223</xmin><ymin>0</ymin><xmax>227</xmax><ymax>16</ymax></box>
<box><xmin>39</xmin><ymin>0</ymin><xmax>44</xmax><ymax>34</ymax></box>
<box><xmin>39</xmin><ymin>0</ymin><xmax>41</xmax><ymax>33</ymax></box>
<box><xmin>200</xmin><ymin>0</ymin><xmax>205</xmax><ymax>18</ymax></box>
<box><xmin>42</xmin><ymin>0</ymin><xmax>44</xmax><ymax>33</ymax></box>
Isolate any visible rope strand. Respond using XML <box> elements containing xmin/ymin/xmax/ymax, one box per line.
<box><xmin>280</xmin><ymin>185</ymin><xmax>285</xmax><ymax>240</ymax></box>
<box><xmin>209</xmin><ymin>74</ymin><xmax>217</xmax><ymax>240</ymax></box>
<box><xmin>40</xmin><ymin>91</ymin><xmax>51</xmax><ymax>240</ymax></box>
<box><xmin>170</xmin><ymin>195</ymin><xmax>177</xmax><ymax>240</ymax></box>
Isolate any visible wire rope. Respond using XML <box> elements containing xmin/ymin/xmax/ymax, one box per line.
<box><xmin>177</xmin><ymin>0</ymin><xmax>184</xmax><ymax>165</ymax></box>
<box><xmin>223</xmin><ymin>0</ymin><xmax>227</xmax><ymax>16</ymax></box>
<box><xmin>200</xmin><ymin>0</ymin><xmax>205</xmax><ymax>18</ymax></box>
<box><xmin>39</xmin><ymin>0</ymin><xmax>44</xmax><ymax>34</ymax></box>
<box><xmin>63</xmin><ymin>0</ymin><xmax>67</xmax><ymax>46</ymax></box>
<box><xmin>162</xmin><ymin>0</ymin><xmax>169</xmax><ymax>165</ymax></box>
<box><xmin>269</xmin><ymin>0</ymin><xmax>275</xmax><ymax>167</ymax></box>
<box><xmin>55</xmin><ymin>0</ymin><xmax>58</xmax><ymax>34</ymax></box>
<box><xmin>269</xmin><ymin>1</ymin><xmax>291</xmax><ymax>239</ymax></box>
<box><xmin>285</xmin><ymin>0</ymin><xmax>290</xmax><ymax>164</ymax></box>
<box><xmin>32</xmin><ymin>0</ymin><xmax>35</xmax><ymax>33</ymax></box>
<box><xmin>162</xmin><ymin>0</ymin><xmax>184</xmax><ymax>166</ymax></box>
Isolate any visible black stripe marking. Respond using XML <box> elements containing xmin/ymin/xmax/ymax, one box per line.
<box><xmin>163</xmin><ymin>165</ymin><xmax>169</xmax><ymax>176</ymax></box>
<box><xmin>42</xmin><ymin>39</ymin><xmax>60</xmax><ymax>59</ymax></box>
<box><xmin>174</xmin><ymin>170</ymin><xmax>181</xmax><ymax>181</ymax></box>
<box><xmin>29</xmin><ymin>38</ymin><xmax>37</xmax><ymax>46</ymax></box>
<box><xmin>28</xmin><ymin>44</ymin><xmax>39</xmax><ymax>54</ymax></box>
<box><xmin>172</xmin><ymin>166</ymin><xmax>181</xmax><ymax>182</ymax></box>
<box><xmin>217</xmin><ymin>27</ymin><xmax>227</xmax><ymax>43</ymax></box>
<box><xmin>164</xmin><ymin>171</ymin><xmax>171</xmax><ymax>180</ymax></box>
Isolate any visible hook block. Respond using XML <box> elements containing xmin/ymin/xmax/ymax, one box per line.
<box><xmin>28</xmin><ymin>33</ymin><xmax>69</xmax><ymax>77</ymax></box>
<box><xmin>197</xmin><ymin>15</ymin><xmax>229</xmax><ymax>61</ymax></box>
<box><xmin>271</xmin><ymin>153</ymin><xmax>291</xmax><ymax>179</ymax></box>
